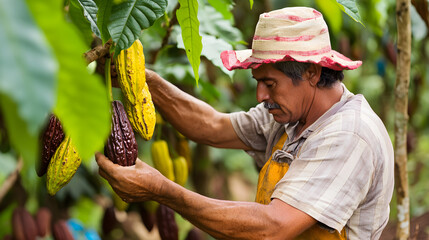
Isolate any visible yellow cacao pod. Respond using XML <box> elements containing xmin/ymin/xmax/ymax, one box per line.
<box><xmin>124</xmin><ymin>82</ymin><xmax>156</xmax><ymax>140</ymax></box>
<box><xmin>175</xmin><ymin>137</ymin><xmax>192</xmax><ymax>171</ymax></box>
<box><xmin>46</xmin><ymin>136</ymin><xmax>81</xmax><ymax>195</ymax></box>
<box><xmin>151</xmin><ymin>140</ymin><xmax>175</xmax><ymax>181</ymax></box>
<box><xmin>115</xmin><ymin>39</ymin><xmax>156</xmax><ymax>140</ymax></box>
<box><xmin>173</xmin><ymin>156</ymin><xmax>188</xmax><ymax>186</ymax></box>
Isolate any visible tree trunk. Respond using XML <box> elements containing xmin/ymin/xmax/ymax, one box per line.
<box><xmin>394</xmin><ymin>0</ymin><xmax>411</xmax><ymax>239</ymax></box>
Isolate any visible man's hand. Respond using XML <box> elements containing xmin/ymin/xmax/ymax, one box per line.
<box><xmin>95</xmin><ymin>152</ymin><xmax>165</xmax><ymax>203</ymax></box>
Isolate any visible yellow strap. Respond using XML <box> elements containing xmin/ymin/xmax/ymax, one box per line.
<box><xmin>255</xmin><ymin>133</ymin><xmax>346</xmax><ymax>239</ymax></box>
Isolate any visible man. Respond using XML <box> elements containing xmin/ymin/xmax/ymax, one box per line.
<box><xmin>96</xmin><ymin>7</ymin><xmax>394</xmax><ymax>239</ymax></box>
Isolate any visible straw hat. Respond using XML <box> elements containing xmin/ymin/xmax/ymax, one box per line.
<box><xmin>221</xmin><ymin>7</ymin><xmax>362</xmax><ymax>71</ymax></box>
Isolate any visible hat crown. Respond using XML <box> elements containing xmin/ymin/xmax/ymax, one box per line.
<box><xmin>252</xmin><ymin>7</ymin><xmax>331</xmax><ymax>59</ymax></box>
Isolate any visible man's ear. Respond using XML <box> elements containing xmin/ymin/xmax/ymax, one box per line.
<box><xmin>304</xmin><ymin>64</ymin><xmax>322</xmax><ymax>87</ymax></box>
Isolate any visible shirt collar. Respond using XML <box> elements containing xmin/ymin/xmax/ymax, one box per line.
<box><xmin>284</xmin><ymin>83</ymin><xmax>353</xmax><ymax>142</ymax></box>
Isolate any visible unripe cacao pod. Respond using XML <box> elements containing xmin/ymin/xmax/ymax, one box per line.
<box><xmin>173</xmin><ymin>156</ymin><xmax>188</xmax><ymax>186</ymax></box>
<box><xmin>114</xmin><ymin>39</ymin><xmax>156</xmax><ymax>140</ymax></box>
<box><xmin>175</xmin><ymin>136</ymin><xmax>192</xmax><ymax>171</ymax></box>
<box><xmin>104</xmin><ymin>100</ymin><xmax>138</xmax><ymax>166</ymax></box>
<box><xmin>35</xmin><ymin>207</ymin><xmax>52</xmax><ymax>237</ymax></box>
<box><xmin>38</xmin><ymin>114</ymin><xmax>65</xmax><ymax>177</ymax></box>
<box><xmin>151</xmin><ymin>140</ymin><xmax>175</xmax><ymax>181</ymax></box>
<box><xmin>46</xmin><ymin>136</ymin><xmax>81</xmax><ymax>195</ymax></box>
<box><xmin>12</xmin><ymin>207</ymin><xmax>38</xmax><ymax>240</ymax></box>
<box><xmin>102</xmin><ymin>206</ymin><xmax>118</xmax><ymax>235</ymax></box>
<box><xmin>156</xmin><ymin>204</ymin><xmax>178</xmax><ymax>240</ymax></box>
<box><xmin>52</xmin><ymin>220</ymin><xmax>74</xmax><ymax>240</ymax></box>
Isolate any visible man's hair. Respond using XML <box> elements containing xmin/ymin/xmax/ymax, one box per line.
<box><xmin>273</xmin><ymin>61</ymin><xmax>344</xmax><ymax>88</ymax></box>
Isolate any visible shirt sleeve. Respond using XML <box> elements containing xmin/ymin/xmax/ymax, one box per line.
<box><xmin>271</xmin><ymin>130</ymin><xmax>375</xmax><ymax>232</ymax></box>
<box><xmin>230</xmin><ymin>103</ymin><xmax>281</xmax><ymax>167</ymax></box>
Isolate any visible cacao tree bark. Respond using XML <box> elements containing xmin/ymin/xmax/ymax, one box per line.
<box><xmin>394</xmin><ymin>0</ymin><xmax>411</xmax><ymax>239</ymax></box>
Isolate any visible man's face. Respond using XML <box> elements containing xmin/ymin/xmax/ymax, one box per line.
<box><xmin>252</xmin><ymin>64</ymin><xmax>314</xmax><ymax>124</ymax></box>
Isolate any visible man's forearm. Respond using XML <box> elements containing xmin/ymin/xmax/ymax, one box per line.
<box><xmin>145</xmin><ymin>70</ymin><xmax>247</xmax><ymax>149</ymax></box>
<box><xmin>154</xmin><ymin>179</ymin><xmax>279</xmax><ymax>240</ymax></box>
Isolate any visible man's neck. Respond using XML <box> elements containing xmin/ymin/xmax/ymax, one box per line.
<box><xmin>294</xmin><ymin>83</ymin><xmax>344</xmax><ymax>139</ymax></box>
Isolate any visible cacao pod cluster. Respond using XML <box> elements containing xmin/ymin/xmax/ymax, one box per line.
<box><xmin>10</xmin><ymin>206</ymin><xmax>74</xmax><ymax>240</ymax></box>
<box><xmin>151</xmin><ymin>140</ymin><xmax>189</xmax><ymax>186</ymax></box>
<box><xmin>37</xmin><ymin>114</ymin><xmax>81</xmax><ymax>196</ymax></box>
<box><xmin>114</xmin><ymin>39</ymin><xmax>156</xmax><ymax>141</ymax></box>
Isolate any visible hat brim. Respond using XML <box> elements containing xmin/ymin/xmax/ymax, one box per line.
<box><xmin>221</xmin><ymin>49</ymin><xmax>362</xmax><ymax>71</ymax></box>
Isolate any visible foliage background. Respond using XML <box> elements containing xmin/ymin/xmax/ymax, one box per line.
<box><xmin>1</xmin><ymin>0</ymin><xmax>429</xmax><ymax>239</ymax></box>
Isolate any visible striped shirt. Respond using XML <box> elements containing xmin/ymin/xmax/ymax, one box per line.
<box><xmin>230</xmin><ymin>84</ymin><xmax>394</xmax><ymax>239</ymax></box>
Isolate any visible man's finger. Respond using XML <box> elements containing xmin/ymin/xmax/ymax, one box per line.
<box><xmin>95</xmin><ymin>152</ymin><xmax>118</xmax><ymax>175</ymax></box>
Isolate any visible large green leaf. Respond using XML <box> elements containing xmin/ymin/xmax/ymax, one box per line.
<box><xmin>335</xmin><ymin>0</ymin><xmax>364</xmax><ymax>25</ymax></box>
<box><xmin>95</xmin><ymin>0</ymin><xmax>113</xmax><ymax>43</ymax></box>
<box><xmin>177</xmin><ymin>0</ymin><xmax>202</xmax><ymax>84</ymax></box>
<box><xmin>75</xmin><ymin>0</ymin><xmax>100</xmax><ymax>37</ymax></box>
<box><xmin>27</xmin><ymin>0</ymin><xmax>111</xmax><ymax>160</ymax></box>
<box><xmin>108</xmin><ymin>0</ymin><xmax>167</xmax><ymax>56</ymax></box>
<box><xmin>0</xmin><ymin>0</ymin><xmax>57</xmax><ymax>135</ymax></box>
<box><xmin>316</xmin><ymin>0</ymin><xmax>342</xmax><ymax>34</ymax></box>
<box><xmin>207</xmin><ymin>0</ymin><xmax>233</xmax><ymax>20</ymax></box>
<box><xmin>0</xmin><ymin>94</ymin><xmax>38</xmax><ymax>168</ymax></box>
<box><xmin>68</xmin><ymin>0</ymin><xmax>95</xmax><ymax>46</ymax></box>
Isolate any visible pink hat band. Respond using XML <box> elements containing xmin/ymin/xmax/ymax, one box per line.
<box><xmin>221</xmin><ymin>7</ymin><xmax>362</xmax><ymax>71</ymax></box>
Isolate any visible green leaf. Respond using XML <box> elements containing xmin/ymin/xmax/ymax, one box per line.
<box><xmin>76</xmin><ymin>0</ymin><xmax>100</xmax><ymax>37</ymax></box>
<box><xmin>177</xmin><ymin>0</ymin><xmax>202</xmax><ymax>84</ymax></box>
<box><xmin>95</xmin><ymin>0</ymin><xmax>113</xmax><ymax>43</ymax></box>
<box><xmin>0</xmin><ymin>0</ymin><xmax>57</xmax><ymax>134</ymax></box>
<box><xmin>207</xmin><ymin>0</ymin><xmax>233</xmax><ymax>20</ymax></box>
<box><xmin>335</xmin><ymin>0</ymin><xmax>364</xmax><ymax>25</ymax></box>
<box><xmin>0</xmin><ymin>94</ymin><xmax>39</xmax><ymax>167</ymax></box>
<box><xmin>108</xmin><ymin>0</ymin><xmax>167</xmax><ymax>56</ymax></box>
<box><xmin>68</xmin><ymin>0</ymin><xmax>95</xmax><ymax>46</ymax></box>
<box><xmin>249</xmin><ymin>0</ymin><xmax>253</xmax><ymax>9</ymax></box>
<box><xmin>27</xmin><ymin>0</ymin><xmax>111</xmax><ymax>161</ymax></box>
<box><xmin>316</xmin><ymin>0</ymin><xmax>342</xmax><ymax>34</ymax></box>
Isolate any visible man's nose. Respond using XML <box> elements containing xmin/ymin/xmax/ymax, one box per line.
<box><xmin>256</xmin><ymin>82</ymin><xmax>269</xmax><ymax>103</ymax></box>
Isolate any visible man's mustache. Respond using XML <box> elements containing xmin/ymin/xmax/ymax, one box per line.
<box><xmin>264</xmin><ymin>101</ymin><xmax>281</xmax><ymax>110</ymax></box>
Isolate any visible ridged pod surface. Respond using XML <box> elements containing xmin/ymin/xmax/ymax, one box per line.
<box><xmin>104</xmin><ymin>100</ymin><xmax>138</xmax><ymax>166</ymax></box>
<box><xmin>12</xmin><ymin>207</ymin><xmax>38</xmax><ymax>240</ymax></box>
<box><xmin>38</xmin><ymin>114</ymin><xmax>65</xmax><ymax>177</ymax></box>
<box><xmin>46</xmin><ymin>136</ymin><xmax>81</xmax><ymax>195</ymax></box>
<box><xmin>124</xmin><ymin>82</ymin><xmax>156</xmax><ymax>140</ymax></box>
<box><xmin>151</xmin><ymin>140</ymin><xmax>175</xmax><ymax>181</ymax></box>
<box><xmin>156</xmin><ymin>204</ymin><xmax>178</xmax><ymax>240</ymax></box>
<box><xmin>115</xmin><ymin>39</ymin><xmax>156</xmax><ymax>140</ymax></box>
<box><xmin>173</xmin><ymin>156</ymin><xmax>188</xmax><ymax>186</ymax></box>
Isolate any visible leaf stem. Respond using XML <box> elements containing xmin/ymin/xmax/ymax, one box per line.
<box><xmin>105</xmin><ymin>56</ymin><xmax>113</xmax><ymax>102</ymax></box>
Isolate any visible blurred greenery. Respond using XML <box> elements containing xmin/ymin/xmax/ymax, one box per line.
<box><xmin>1</xmin><ymin>0</ymin><xmax>429</xmax><ymax>239</ymax></box>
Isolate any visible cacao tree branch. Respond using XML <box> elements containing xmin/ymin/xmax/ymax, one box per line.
<box><xmin>149</xmin><ymin>3</ymin><xmax>180</xmax><ymax>65</ymax></box>
<box><xmin>0</xmin><ymin>157</ymin><xmax>23</xmax><ymax>203</ymax></box>
<box><xmin>84</xmin><ymin>39</ymin><xmax>113</xmax><ymax>64</ymax></box>
<box><xmin>394</xmin><ymin>0</ymin><xmax>411</xmax><ymax>239</ymax></box>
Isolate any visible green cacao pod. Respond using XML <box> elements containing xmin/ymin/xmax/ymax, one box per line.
<box><xmin>151</xmin><ymin>140</ymin><xmax>175</xmax><ymax>181</ymax></box>
<box><xmin>104</xmin><ymin>100</ymin><xmax>138</xmax><ymax>166</ymax></box>
<box><xmin>38</xmin><ymin>114</ymin><xmax>65</xmax><ymax>177</ymax></box>
<box><xmin>173</xmin><ymin>156</ymin><xmax>188</xmax><ymax>187</ymax></box>
<box><xmin>46</xmin><ymin>136</ymin><xmax>81</xmax><ymax>195</ymax></box>
<box><xmin>114</xmin><ymin>39</ymin><xmax>156</xmax><ymax>140</ymax></box>
<box><xmin>175</xmin><ymin>136</ymin><xmax>192</xmax><ymax>171</ymax></box>
<box><xmin>12</xmin><ymin>207</ymin><xmax>38</xmax><ymax>240</ymax></box>
<box><xmin>156</xmin><ymin>204</ymin><xmax>178</xmax><ymax>240</ymax></box>
<box><xmin>52</xmin><ymin>220</ymin><xmax>74</xmax><ymax>240</ymax></box>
